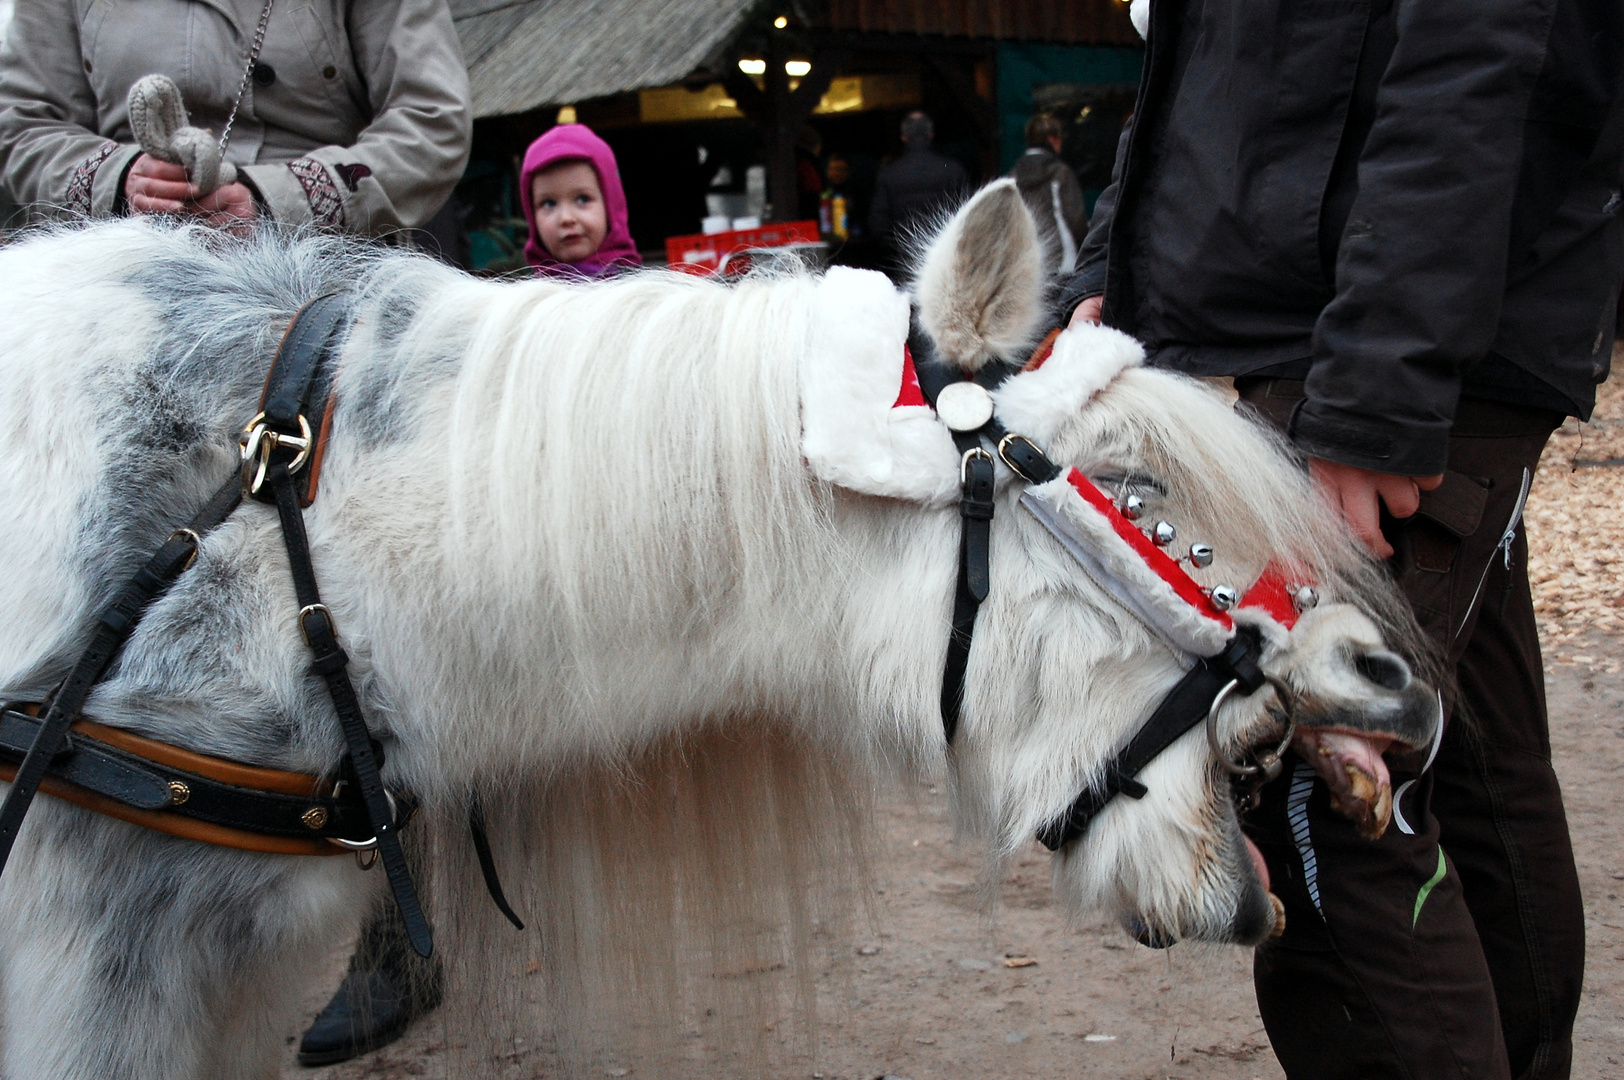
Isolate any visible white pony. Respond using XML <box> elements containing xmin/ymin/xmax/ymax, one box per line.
<box><xmin>0</xmin><ymin>182</ymin><xmax>1435</xmax><ymax>1078</ymax></box>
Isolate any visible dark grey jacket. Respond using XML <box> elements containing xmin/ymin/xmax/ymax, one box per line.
<box><xmin>867</xmin><ymin>143</ymin><xmax>970</xmax><ymax>243</ymax></box>
<box><xmin>1062</xmin><ymin>0</ymin><xmax>1624</xmax><ymax>476</ymax></box>
<box><xmin>1011</xmin><ymin>147</ymin><xmax>1089</xmax><ymax>277</ymax></box>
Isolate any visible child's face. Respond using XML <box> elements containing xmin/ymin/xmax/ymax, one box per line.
<box><xmin>531</xmin><ymin>160</ymin><xmax>609</xmax><ymax>263</ymax></box>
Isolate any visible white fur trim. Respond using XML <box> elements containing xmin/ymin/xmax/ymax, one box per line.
<box><xmin>800</xmin><ymin>267</ymin><xmax>960</xmax><ymax>504</ymax></box>
<box><xmin>1130</xmin><ymin>0</ymin><xmax>1150</xmax><ymax>38</ymax></box>
<box><xmin>992</xmin><ymin>322</ymin><xmax>1143</xmax><ymax>446</ymax></box>
<box><xmin>1021</xmin><ymin>476</ymin><xmax>1233</xmax><ymax>658</ymax></box>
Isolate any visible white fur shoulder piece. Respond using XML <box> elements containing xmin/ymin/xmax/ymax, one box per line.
<box><xmin>992</xmin><ymin>321</ymin><xmax>1143</xmax><ymax>446</ymax></box>
<box><xmin>800</xmin><ymin>267</ymin><xmax>960</xmax><ymax>505</ymax></box>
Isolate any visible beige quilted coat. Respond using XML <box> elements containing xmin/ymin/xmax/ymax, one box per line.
<box><xmin>0</xmin><ymin>0</ymin><xmax>472</xmax><ymax>233</ymax></box>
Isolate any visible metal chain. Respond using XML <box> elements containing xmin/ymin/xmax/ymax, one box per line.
<box><xmin>218</xmin><ymin>0</ymin><xmax>276</xmax><ymax>157</ymax></box>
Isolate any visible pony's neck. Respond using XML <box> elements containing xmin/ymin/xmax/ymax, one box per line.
<box><xmin>325</xmin><ymin>274</ymin><xmax>954</xmax><ymax>793</ymax></box>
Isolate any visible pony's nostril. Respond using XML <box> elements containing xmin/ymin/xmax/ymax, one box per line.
<box><xmin>1354</xmin><ymin>650</ymin><xmax>1411</xmax><ymax>691</ymax></box>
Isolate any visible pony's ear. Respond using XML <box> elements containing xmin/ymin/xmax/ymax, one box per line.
<box><xmin>800</xmin><ymin>268</ymin><xmax>961</xmax><ymax>505</ymax></box>
<box><xmin>913</xmin><ymin>179</ymin><xmax>1046</xmax><ymax>373</ymax></box>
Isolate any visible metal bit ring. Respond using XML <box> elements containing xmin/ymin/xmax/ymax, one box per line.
<box><xmin>1206</xmin><ymin>674</ymin><xmax>1297</xmax><ymax>777</ymax></box>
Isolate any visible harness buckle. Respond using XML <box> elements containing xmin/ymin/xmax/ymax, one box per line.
<box><xmin>960</xmin><ymin>445</ymin><xmax>995</xmax><ymax>488</ymax></box>
<box><xmin>996</xmin><ymin>432</ymin><xmax>1056</xmax><ymax>484</ymax></box>
<box><xmin>326</xmin><ymin>786</ymin><xmax>398</xmax><ymax>855</ymax></box>
<box><xmin>238</xmin><ymin>411</ymin><xmax>313</xmax><ymax>495</ymax></box>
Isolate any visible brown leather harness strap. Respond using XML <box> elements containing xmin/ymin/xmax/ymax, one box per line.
<box><xmin>0</xmin><ymin>760</ymin><xmax>346</xmax><ymax>856</ymax></box>
<box><xmin>0</xmin><ymin>710</ymin><xmax>350</xmax><ymax>856</ymax></box>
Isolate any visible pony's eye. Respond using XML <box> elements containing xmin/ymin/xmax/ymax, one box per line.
<box><xmin>1091</xmin><ymin>471</ymin><xmax>1168</xmax><ymax>500</ymax></box>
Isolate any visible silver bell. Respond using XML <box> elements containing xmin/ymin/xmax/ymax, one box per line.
<box><xmin>1187</xmin><ymin>543</ymin><xmax>1214</xmax><ymax>568</ymax></box>
<box><xmin>1152</xmin><ymin>521</ymin><xmax>1176</xmax><ymax>546</ymax></box>
<box><xmin>1210</xmin><ymin>585</ymin><xmax>1240</xmax><ymax>611</ymax></box>
<box><xmin>1293</xmin><ymin>585</ymin><xmax>1319</xmax><ymax>613</ymax></box>
<box><xmin>1121</xmin><ymin>494</ymin><xmax>1144</xmax><ymax>520</ymax></box>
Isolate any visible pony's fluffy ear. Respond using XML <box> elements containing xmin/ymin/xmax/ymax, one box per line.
<box><xmin>800</xmin><ymin>267</ymin><xmax>960</xmax><ymax>505</ymax></box>
<box><xmin>913</xmin><ymin>179</ymin><xmax>1046</xmax><ymax>373</ymax></box>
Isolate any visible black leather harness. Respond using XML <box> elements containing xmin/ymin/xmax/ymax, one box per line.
<box><xmin>908</xmin><ymin>323</ymin><xmax>1275</xmax><ymax>854</ymax></box>
<box><xmin>0</xmin><ymin>296</ymin><xmax>525</xmax><ymax>958</ymax></box>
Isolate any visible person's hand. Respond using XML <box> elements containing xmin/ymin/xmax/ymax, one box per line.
<box><xmin>125</xmin><ymin>154</ymin><xmax>197</xmax><ymax>213</ymax></box>
<box><xmin>1069</xmin><ymin>295</ymin><xmax>1103</xmax><ymax>328</ymax></box>
<box><xmin>193</xmin><ymin>182</ymin><xmax>258</xmax><ymax>232</ymax></box>
<box><xmin>1310</xmin><ymin>458</ymin><xmax>1444</xmax><ymax>560</ymax></box>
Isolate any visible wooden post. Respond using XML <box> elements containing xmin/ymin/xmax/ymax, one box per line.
<box><xmin>725</xmin><ymin>42</ymin><xmax>843</xmax><ymax>222</ymax></box>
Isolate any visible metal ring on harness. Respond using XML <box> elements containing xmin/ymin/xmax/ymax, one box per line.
<box><xmin>1205</xmin><ymin>673</ymin><xmax>1296</xmax><ymax>781</ymax></box>
<box><xmin>239</xmin><ymin>410</ymin><xmax>313</xmax><ymax>496</ymax></box>
<box><xmin>327</xmin><ymin>787</ymin><xmax>397</xmax><ymax>853</ymax></box>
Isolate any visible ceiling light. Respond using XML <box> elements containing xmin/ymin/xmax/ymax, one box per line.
<box><xmin>774</xmin><ymin>15</ymin><xmax>788</xmax><ymax>28</ymax></box>
<box><xmin>738</xmin><ymin>58</ymin><xmax>766</xmax><ymax>75</ymax></box>
<box><xmin>785</xmin><ymin>60</ymin><xmax>811</xmax><ymax>77</ymax></box>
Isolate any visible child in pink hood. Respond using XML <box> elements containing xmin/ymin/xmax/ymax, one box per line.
<box><xmin>520</xmin><ymin>124</ymin><xmax>642</xmax><ymax>279</ymax></box>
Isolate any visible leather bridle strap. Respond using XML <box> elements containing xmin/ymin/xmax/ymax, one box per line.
<box><xmin>913</xmin><ymin>333</ymin><xmax>1015</xmax><ymax>744</ymax></box>
<box><xmin>251</xmin><ymin>296</ymin><xmax>435</xmax><ymax>958</ymax></box>
<box><xmin>0</xmin><ymin>475</ymin><xmax>243</xmax><ymax>877</ymax></box>
<box><xmin>912</xmin><ymin>328</ymin><xmax>1063</xmax><ymax>745</ymax></box>
<box><xmin>1035</xmin><ymin>626</ymin><xmax>1267</xmax><ymax>851</ymax></box>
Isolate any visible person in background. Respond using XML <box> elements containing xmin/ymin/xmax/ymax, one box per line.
<box><xmin>1010</xmin><ymin>112</ymin><xmax>1087</xmax><ymax>277</ymax></box>
<box><xmin>521</xmin><ymin>123</ymin><xmax>640</xmax><ymax>279</ymax></box>
<box><xmin>795</xmin><ymin>123</ymin><xmax>824</xmax><ymax>222</ymax></box>
<box><xmin>866</xmin><ymin>111</ymin><xmax>969</xmax><ymax>258</ymax></box>
<box><xmin>0</xmin><ymin>0</ymin><xmax>470</xmax><ymax>234</ymax></box>
<box><xmin>0</xmin><ymin>2</ymin><xmax>473</xmax><ymax>1067</ymax></box>
<box><xmin>1064</xmin><ymin>1</ymin><xmax>1620</xmax><ymax>1077</ymax></box>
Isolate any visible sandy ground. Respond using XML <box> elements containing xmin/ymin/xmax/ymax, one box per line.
<box><xmin>283</xmin><ymin>378</ymin><xmax>1624</xmax><ymax>1080</ymax></box>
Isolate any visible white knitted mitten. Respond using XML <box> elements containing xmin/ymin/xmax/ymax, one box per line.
<box><xmin>127</xmin><ymin>74</ymin><xmax>238</xmax><ymax>195</ymax></box>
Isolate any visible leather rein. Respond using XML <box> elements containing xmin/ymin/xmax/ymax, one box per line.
<box><xmin>909</xmin><ymin>322</ymin><xmax>1302</xmax><ymax>853</ymax></box>
<box><xmin>0</xmin><ymin>296</ymin><xmax>524</xmax><ymax>958</ymax></box>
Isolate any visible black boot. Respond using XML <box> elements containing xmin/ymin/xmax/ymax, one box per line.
<box><xmin>298</xmin><ymin>917</ymin><xmax>442</xmax><ymax>1067</ymax></box>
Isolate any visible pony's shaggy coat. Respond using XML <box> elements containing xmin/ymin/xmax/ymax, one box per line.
<box><xmin>0</xmin><ymin>184</ymin><xmax>1433</xmax><ymax>1078</ymax></box>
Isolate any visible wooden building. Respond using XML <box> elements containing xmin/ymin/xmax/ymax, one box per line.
<box><xmin>449</xmin><ymin>0</ymin><xmax>1144</xmax><ymax>266</ymax></box>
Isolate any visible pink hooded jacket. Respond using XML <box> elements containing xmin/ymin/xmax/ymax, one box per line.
<box><xmin>520</xmin><ymin>124</ymin><xmax>641</xmax><ymax>278</ymax></box>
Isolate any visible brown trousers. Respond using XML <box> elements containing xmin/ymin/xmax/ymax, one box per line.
<box><xmin>1236</xmin><ymin>379</ymin><xmax>1585</xmax><ymax>1080</ymax></box>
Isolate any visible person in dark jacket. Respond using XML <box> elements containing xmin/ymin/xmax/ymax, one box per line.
<box><xmin>1010</xmin><ymin>113</ymin><xmax>1088</xmax><ymax>277</ymax></box>
<box><xmin>1062</xmin><ymin>2</ymin><xmax>1621</xmax><ymax>1078</ymax></box>
<box><xmin>866</xmin><ymin>111</ymin><xmax>969</xmax><ymax>251</ymax></box>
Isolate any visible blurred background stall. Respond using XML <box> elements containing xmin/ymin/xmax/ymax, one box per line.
<box><xmin>447</xmin><ymin>0</ymin><xmax>1144</xmax><ymax>274</ymax></box>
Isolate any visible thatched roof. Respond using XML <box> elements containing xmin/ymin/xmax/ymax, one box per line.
<box><xmin>452</xmin><ymin>0</ymin><xmax>761</xmax><ymax>119</ymax></box>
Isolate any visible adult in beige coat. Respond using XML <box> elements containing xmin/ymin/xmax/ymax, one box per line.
<box><xmin>0</xmin><ymin>0</ymin><xmax>472</xmax><ymax>234</ymax></box>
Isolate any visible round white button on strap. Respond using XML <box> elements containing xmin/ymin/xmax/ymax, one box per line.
<box><xmin>936</xmin><ymin>381</ymin><xmax>995</xmax><ymax>433</ymax></box>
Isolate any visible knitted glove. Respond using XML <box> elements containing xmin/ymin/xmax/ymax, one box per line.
<box><xmin>127</xmin><ymin>74</ymin><xmax>237</xmax><ymax>195</ymax></box>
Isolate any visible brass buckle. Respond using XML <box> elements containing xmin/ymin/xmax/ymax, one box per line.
<box><xmin>996</xmin><ymin>432</ymin><xmax>1045</xmax><ymax>482</ymax></box>
<box><xmin>238</xmin><ymin>411</ymin><xmax>313</xmax><ymax>495</ymax></box>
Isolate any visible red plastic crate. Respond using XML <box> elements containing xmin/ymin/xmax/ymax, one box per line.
<box><xmin>665</xmin><ymin>220</ymin><xmax>821</xmax><ymax>275</ymax></box>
